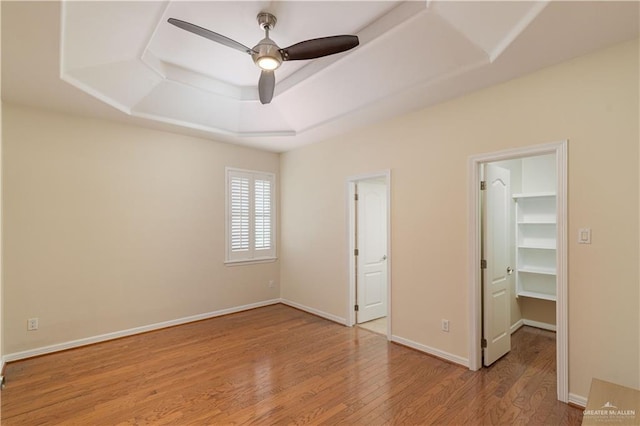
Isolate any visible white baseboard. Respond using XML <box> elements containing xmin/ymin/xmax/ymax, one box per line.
<box><xmin>279</xmin><ymin>299</ymin><xmax>347</xmax><ymax>325</ymax></box>
<box><xmin>0</xmin><ymin>359</ymin><xmax>5</xmax><ymax>388</ymax></box>
<box><xmin>279</xmin><ymin>300</ymin><xmax>468</xmax><ymax>368</ymax></box>
<box><xmin>3</xmin><ymin>299</ymin><xmax>281</xmax><ymax>363</ymax></box>
<box><xmin>510</xmin><ymin>319</ymin><xmax>524</xmax><ymax>334</ymax></box>
<box><xmin>511</xmin><ymin>319</ymin><xmax>556</xmax><ymax>333</ymax></box>
<box><xmin>391</xmin><ymin>335</ymin><xmax>469</xmax><ymax>368</ymax></box>
<box><xmin>523</xmin><ymin>319</ymin><xmax>556</xmax><ymax>332</ymax></box>
<box><xmin>569</xmin><ymin>393</ymin><xmax>587</xmax><ymax>408</ymax></box>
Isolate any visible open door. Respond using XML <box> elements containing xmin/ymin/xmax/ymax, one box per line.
<box><xmin>482</xmin><ymin>164</ymin><xmax>512</xmax><ymax>366</ymax></box>
<box><xmin>470</xmin><ymin>141</ymin><xmax>568</xmax><ymax>401</ymax></box>
<box><xmin>356</xmin><ymin>180</ymin><xmax>388</xmax><ymax>324</ymax></box>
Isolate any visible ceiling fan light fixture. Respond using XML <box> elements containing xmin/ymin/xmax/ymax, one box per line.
<box><xmin>256</xmin><ymin>55</ymin><xmax>281</xmax><ymax>71</ymax></box>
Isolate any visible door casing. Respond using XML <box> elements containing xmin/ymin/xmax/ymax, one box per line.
<box><xmin>346</xmin><ymin>170</ymin><xmax>391</xmax><ymax>340</ymax></box>
<box><xmin>468</xmin><ymin>141</ymin><xmax>568</xmax><ymax>402</ymax></box>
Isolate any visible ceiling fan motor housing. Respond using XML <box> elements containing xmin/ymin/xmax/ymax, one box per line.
<box><xmin>252</xmin><ymin>37</ymin><xmax>282</xmax><ymax>70</ymax></box>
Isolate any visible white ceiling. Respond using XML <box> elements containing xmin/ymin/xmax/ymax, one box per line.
<box><xmin>2</xmin><ymin>1</ymin><xmax>639</xmax><ymax>152</ymax></box>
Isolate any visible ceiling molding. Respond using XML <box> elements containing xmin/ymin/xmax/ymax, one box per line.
<box><xmin>488</xmin><ymin>1</ymin><xmax>549</xmax><ymax>62</ymax></box>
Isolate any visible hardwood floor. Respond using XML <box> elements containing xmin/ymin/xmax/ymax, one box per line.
<box><xmin>1</xmin><ymin>304</ymin><xmax>582</xmax><ymax>425</ymax></box>
<box><xmin>358</xmin><ymin>317</ymin><xmax>387</xmax><ymax>336</ymax></box>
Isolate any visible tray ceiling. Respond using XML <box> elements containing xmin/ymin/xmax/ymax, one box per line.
<box><xmin>2</xmin><ymin>1</ymin><xmax>639</xmax><ymax>152</ymax></box>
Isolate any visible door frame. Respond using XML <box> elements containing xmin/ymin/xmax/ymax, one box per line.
<box><xmin>346</xmin><ymin>170</ymin><xmax>391</xmax><ymax>340</ymax></box>
<box><xmin>468</xmin><ymin>141</ymin><xmax>568</xmax><ymax>402</ymax></box>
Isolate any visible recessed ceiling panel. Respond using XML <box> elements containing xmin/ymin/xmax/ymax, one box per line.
<box><xmin>276</xmin><ymin>9</ymin><xmax>489</xmax><ymax>131</ymax></box>
<box><xmin>148</xmin><ymin>54</ymin><xmax>248</xmax><ymax>100</ymax></box>
<box><xmin>149</xmin><ymin>2</ymin><xmax>264</xmax><ymax>86</ymax></box>
<box><xmin>430</xmin><ymin>0</ymin><xmax>548</xmax><ymax>60</ymax></box>
<box><xmin>133</xmin><ymin>80</ymin><xmax>242</xmax><ymax>133</ymax></box>
<box><xmin>62</xmin><ymin>1</ymin><xmax>167</xmax><ymax>70</ymax></box>
<box><xmin>132</xmin><ymin>80</ymin><xmax>294</xmax><ymax>136</ymax></box>
<box><xmin>66</xmin><ymin>60</ymin><xmax>163</xmax><ymax>113</ymax></box>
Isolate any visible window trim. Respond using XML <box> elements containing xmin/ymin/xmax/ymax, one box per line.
<box><xmin>225</xmin><ymin>167</ymin><xmax>276</xmax><ymax>265</ymax></box>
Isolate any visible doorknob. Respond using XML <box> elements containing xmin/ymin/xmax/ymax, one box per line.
<box><xmin>381</xmin><ymin>255</ymin><xmax>387</xmax><ymax>261</ymax></box>
<box><xmin>507</xmin><ymin>266</ymin><xmax>513</xmax><ymax>275</ymax></box>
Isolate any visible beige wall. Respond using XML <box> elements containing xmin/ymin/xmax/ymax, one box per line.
<box><xmin>520</xmin><ymin>298</ymin><xmax>555</xmax><ymax>325</ymax></box>
<box><xmin>280</xmin><ymin>39</ymin><xmax>639</xmax><ymax>398</ymax></box>
<box><xmin>0</xmin><ymin>3</ymin><xmax>3</xmax><ymax>374</ymax></box>
<box><xmin>2</xmin><ymin>104</ymin><xmax>280</xmax><ymax>354</ymax></box>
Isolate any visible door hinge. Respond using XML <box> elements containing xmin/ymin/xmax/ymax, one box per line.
<box><xmin>480</xmin><ymin>181</ymin><xmax>486</xmax><ymax>190</ymax></box>
<box><xmin>481</xmin><ymin>338</ymin><xmax>487</xmax><ymax>348</ymax></box>
<box><xmin>354</xmin><ymin>193</ymin><xmax>359</xmax><ymax>201</ymax></box>
<box><xmin>354</xmin><ymin>304</ymin><xmax>359</xmax><ymax>312</ymax></box>
<box><xmin>481</xmin><ymin>259</ymin><xmax>487</xmax><ymax>269</ymax></box>
<box><xmin>354</xmin><ymin>248</ymin><xmax>359</xmax><ymax>256</ymax></box>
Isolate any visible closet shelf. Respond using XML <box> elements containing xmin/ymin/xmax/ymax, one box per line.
<box><xmin>515</xmin><ymin>191</ymin><xmax>557</xmax><ymax>300</ymax></box>
<box><xmin>518</xmin><ymin>243</ymin><xmax>556</xmax><ymax>250</ymax></box>
<box><xmin>512</xmin><ymin>192</ymin><xmax>556</xmax><ymax>199</ymax></box>
<box><xmin>518</xmin><ymin>266</ymin><xmax>556</xmax><ymax>275</ymax></box>
<box><xmin>517</xmin><ymin>220</ymin><xmax>556</xmax><ymax>225</ymax></box>
<box><xmin>517</xmin><ymin>290</ymin><xmax>557</xmax><ymax>301</ymax></box>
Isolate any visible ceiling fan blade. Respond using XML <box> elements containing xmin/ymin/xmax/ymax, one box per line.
<box><xmin>167</xmin><ymin>18</ymin><xmax>254</xmax><ymax>55</ymax></box>
<box><xmin>279</xmin><ymin>35</ymin><xmax>359</xmax><ymax>61</ymax></box>
<box><xmin>258</xmin><ymin>70</ymin><xmax>275</xmax><ymax>104</ymax></box>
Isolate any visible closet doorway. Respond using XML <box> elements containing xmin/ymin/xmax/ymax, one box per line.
<box><xmin>468</xmin><ymin>141</ymin><xmax>568</xmax><ymax>402</ymax></box>
<box><xmin>347</xmin><ymin>171</ymin><xmax>391</xmax><ymax>339</ymax></box>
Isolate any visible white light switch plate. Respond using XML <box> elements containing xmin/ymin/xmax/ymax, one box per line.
<box><xmin>578</xmin><ymin>228</ymin><xmax>591</xmax><ymax>244</ymax></box>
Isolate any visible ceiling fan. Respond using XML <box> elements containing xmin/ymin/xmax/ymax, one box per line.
<box><xmin>168</xmin><ymin>13</ymin><xmax>359</xmax><ymax>104</ymax></box>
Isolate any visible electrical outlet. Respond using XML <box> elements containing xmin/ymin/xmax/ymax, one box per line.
<box><xmin>27</xmin><ymin>318</ymin><xmax>39</xmax><ymax>331</ymax></box>
<box><xmin>268</xmin><ymin>280</ymin><xmax>275</xmax><ymax>288</ymax></box>
<box><xmin>441</xmin><ymin>319</ymin><xmax>450</xmax><ymax>332</ymax></box>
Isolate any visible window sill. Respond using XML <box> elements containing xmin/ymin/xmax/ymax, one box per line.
<box><xmin>224</xmin><ymin>257</ymin><xmax>278</xmax><ymax>267</ymax></box>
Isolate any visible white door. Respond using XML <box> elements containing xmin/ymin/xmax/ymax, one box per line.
<box><xmin>356</xmin><ymin>180</ymin><xmax>388</xmax><ymax>323</ymax></box>
<box><xmin>482</xmin><ymin>164</ymin><xmax>512</xmax><ymax>366</ymax></box>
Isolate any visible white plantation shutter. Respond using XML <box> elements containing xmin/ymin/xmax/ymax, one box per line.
<box><xmin>254</xmin><ymin>178</ymin><xmax>271</xmax><ymax>251</ymax></box>
<box><xmin>226</xmin><ymin>168</ymin><xmax>275</xmax><ymax>262</ymax></box>
<box><xmin>230</xmin><ymin>175</ymin><xmax>250</xmax><ymax>252</ymax></box>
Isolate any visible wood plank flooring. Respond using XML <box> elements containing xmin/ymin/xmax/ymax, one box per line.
<box><xmin>1</xmin><ymin>304</ymin><xmax>582</xmax><ymax>425</ymax></box>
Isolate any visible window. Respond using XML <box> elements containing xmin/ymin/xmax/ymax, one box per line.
<box><xmin>226</xmin><ymin>168</ymin><xmax>276</xmax><ymax>263</ymax></box>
